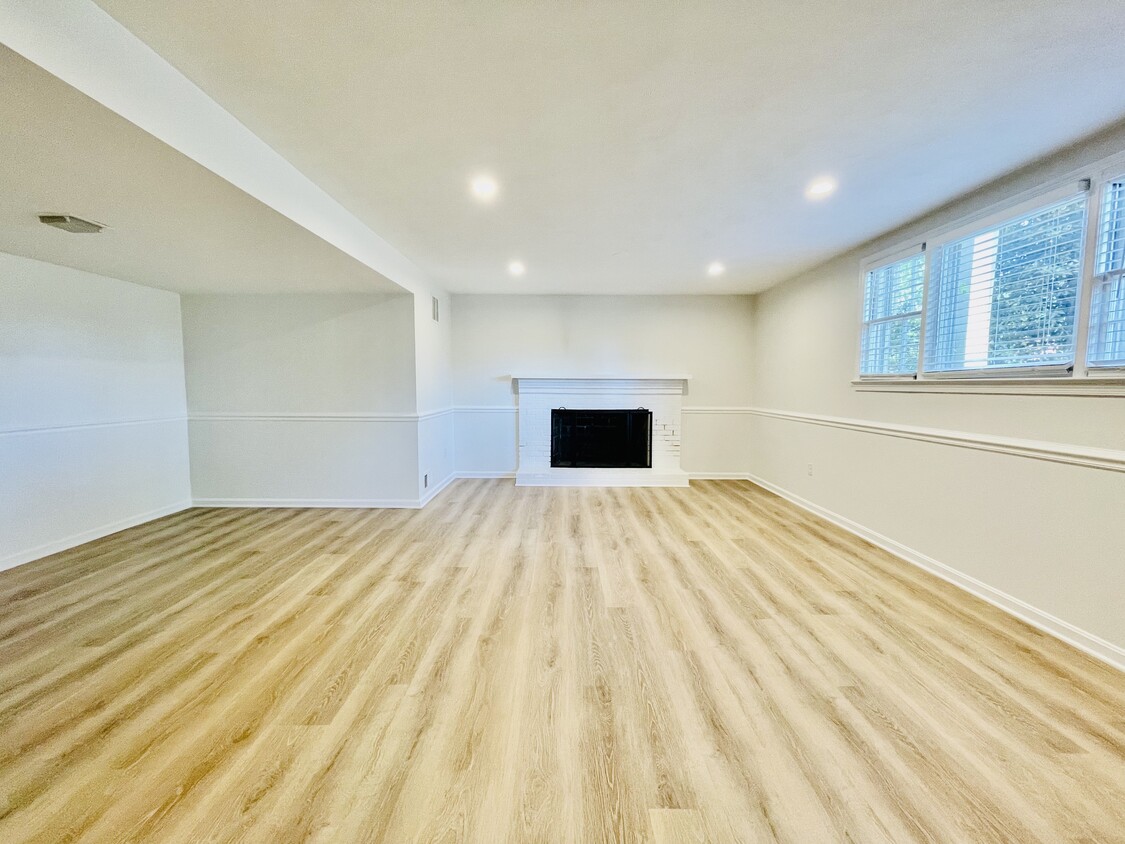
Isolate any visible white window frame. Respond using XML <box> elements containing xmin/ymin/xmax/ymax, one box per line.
<box><xmin>922</xmin><ymin>183</ymin><xmax>1088</xmax><ymax>379</ymax></box>
<box><xmin>1082</xmin><ymin>162</ymin><xmax>1125</xmax><ymax>377</ymax></box>
<box><xmin>856</xmin><ymin>242</ymin><xmax>927</xmax><ymax>380</ymax></box>
<box><xmin>853</xmin><ymin>148</ymin><xmax>1125</xmax><ymax>395</ymax></box>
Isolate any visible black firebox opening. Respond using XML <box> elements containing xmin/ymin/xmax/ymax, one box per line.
<box><xmin>550</xmin><ymin>408</ymin><xmax>652</xmax><ymax>469</ymax></box>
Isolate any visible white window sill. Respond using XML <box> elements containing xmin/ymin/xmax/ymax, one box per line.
<box><xmin>852</xmin><ymin>376</ymin><xmax>1125</xmax><ymax>397</ymax></box>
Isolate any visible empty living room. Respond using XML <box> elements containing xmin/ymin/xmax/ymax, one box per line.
<box><xmin>2</xmin><ymin>2</ymin><xmax>1124</xmax><ymax>842</ymax></box>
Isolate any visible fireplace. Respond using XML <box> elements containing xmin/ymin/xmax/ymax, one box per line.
<box><xmin>513</xmin><ymin>376</ymin><xmax>688</xmax><ymax>487</ymax></box>
<box><xmin>551</xmin><ymin>409</ymin><xmax>652</xmax><ymax>468</ymax></box>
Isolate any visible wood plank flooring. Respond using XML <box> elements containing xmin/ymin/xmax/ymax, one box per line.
<box><xmin>0</xmin><ymin>479</ymin><xmax>1123</xmax><ymax>843</ymax></box>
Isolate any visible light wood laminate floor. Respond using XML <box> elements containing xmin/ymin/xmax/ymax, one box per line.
<box><xmin>1</xmin><ymin>480</ymin><xmax>1123</xmax><ymax>843</ymax></box>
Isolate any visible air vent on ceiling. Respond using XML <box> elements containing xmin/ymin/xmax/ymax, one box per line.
<box><xmin>39</xmin><ymin>214</ymin><xmax>105</xmax><ymax>234</ymax></box>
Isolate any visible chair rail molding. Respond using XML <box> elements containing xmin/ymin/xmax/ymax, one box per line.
<box><xmin>1</xmin><ymin>416</ymin><xmax>187</xmax><ymax>436</ymax></box>
<box><xmin>188</xmin><ymin>411</ymin><xmax>420</xmax><ymax>422</ymax></box>
<box><xmin>746</xmin><ymin>407</ymin><xmax>1125</xmax><ymax>473</ymax></box>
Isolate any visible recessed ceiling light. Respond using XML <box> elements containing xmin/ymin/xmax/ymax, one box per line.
<box><xmin>470</xmin><ymin>174</ymin><xmax>499</xmax><ymax>202</ymax></box>
<box><xmin>805</xmin><ymin>176</ymin><xmax>838</xmax><ymax>200</ymax></box>
<box><xmin>508</xmin><ymin>260</ymin><xmax>526</xmax><ymax>277</ymax></box>
<box><xmin>707</xmin><ymin>261</ymin><xmax>725</xmax><ymax>277</ymax></box>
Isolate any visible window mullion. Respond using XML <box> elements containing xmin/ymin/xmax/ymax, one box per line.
<box><xmin>1072</xmin><ymin>181</ymin><xmax>1098</xmax><ymax>377</ymax></box>
<box><xmin>915</xmin><ymin>244</ymin><xmax>931</xmax><ymax>378</ymax></box>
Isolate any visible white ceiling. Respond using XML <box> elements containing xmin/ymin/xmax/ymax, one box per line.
<box><xmin>0</xmin><ymin>45</ymin><xmax>401</xmax><ymax>295</ymax></box>
<box><xmin>88</xmin><ymin>0</ymin><xmax>1125</xmax><ymax>295</ymax></box>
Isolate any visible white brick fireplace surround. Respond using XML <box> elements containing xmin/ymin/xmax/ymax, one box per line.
<box><xmin>513</xmin><ymin>377</ymin><xmax>690</xmax><ymax>487</ymax></box>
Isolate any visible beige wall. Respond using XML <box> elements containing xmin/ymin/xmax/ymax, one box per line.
<box><xmin>748</xmin><ymin>125</ymin><xmax>1125</xmax><ymax>660</ymax></box>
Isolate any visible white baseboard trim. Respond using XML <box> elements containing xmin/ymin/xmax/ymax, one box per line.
<box><xmin>745</xmin><ymin>473</ymin><xmax>1125</xmax><ymax>673</ymax></box>
<box><xmin>193</xmin><ymin>473</ymin><xmax>501</xmax><ymax>510</ymax></box>
<box><xmin>418</xmin><ymin>472</ymin><xmax>457</xmax><ymax>507</ymax></box>
<box><xmin>689</xmin><ymin>472</ymin><xmax>752</xmax><ymax>480</ymax></box>
<box><xmin>194</xmin><ymin>474</ymin><xmax>504</xmax><ymax>511</ymax></box>
<box><xmin>193</xmin><ymin>497</ymin><xmax>424</xmax><ymax>509</ymax></box>
<box><xmin>0</xmin><ymin>500</ymin><xmax>193</xmax><ymax>573</ymax></box>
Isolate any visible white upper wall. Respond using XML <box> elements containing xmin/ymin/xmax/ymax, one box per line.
<box><xmin>181</xmin><ymin>293</ymin><xmax>416</xmax><ymax>414</ymax></box>
<box><xmin>452</xmin><ymin>294</ymin><xmax>755</xmax><ymax>407</ymax></box>
<box><xmin>0</xmin><ymin>251</ymin><xmax>187</xmax><ymax>430</ymax></box>
<box><xmin>414</xmin><ymin>289</ymin><xmax>453</xmax><ymax>414</ymax></box>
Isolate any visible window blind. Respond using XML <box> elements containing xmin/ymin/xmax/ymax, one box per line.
<box><xmin>860</xmin><ymin>252</ymin><xmax>924</xmax><ymax>375</ymax></box>
<box><xmin>1088</xmin><ymin>177</ymin><xmax>1125</xmax><ymax>367</ymax></box>
<box><xmin>924</xmin><ymin>195</ymin><xmax>1086</xmax><ymax>373</ymax></box>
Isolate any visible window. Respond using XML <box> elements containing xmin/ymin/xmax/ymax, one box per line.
<box><xmin>860</xmin><ymin>252</ymin><xmax>925</xmax><ymax>375</ymax></box>
<box><xmin>856</xmin><ymin>156</ymin><xmax>1125</xmax><ymax>387</ymax></box>
<box><xmin>924</xmin><ymin>195</ymin><xmax>1086</xmax><ymax>373</ymax></box>
<box><xmin>1088</xmin><ymin>176</ymin><xmax>1125</xmax><ymax>367</ymax></box>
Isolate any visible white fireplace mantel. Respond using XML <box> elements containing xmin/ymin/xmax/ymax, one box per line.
<box><xmin>512</xmin><ymin>376</ymin><xmax>690</xmax><ymax>487</ymax></box>
<box><xmin>513</xmin><ymin>376</ymin><xmax>689</xmax><ymax>395</ymax></box>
